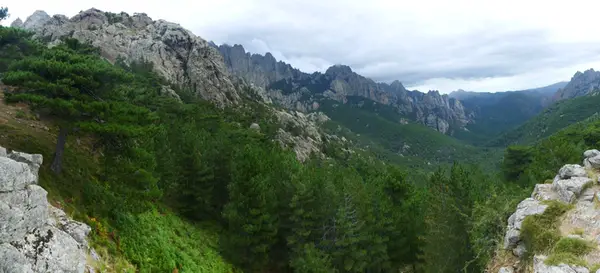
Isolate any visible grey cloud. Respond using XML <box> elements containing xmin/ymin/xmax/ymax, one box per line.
<box><xmin>188</xmin><ymin>0</ymin><xmax>600</xmax><ymax>89</ymax></box>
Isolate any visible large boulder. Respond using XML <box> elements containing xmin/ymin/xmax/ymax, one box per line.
<box><xmin>532</xmin><ymin>183</ymin><xmax>557</xmax><ymax>201</ymax></box>
<box><xmin>584</xmin><ymin>149</ymin><xmax>600</xmax><ymax>169</ymax></box>
<box><xmin>552</xmin><ymin>177</ymin><xmax>593</xmax><ymax>203</ymax></box>
<box><xmin>558</xmin><ymin>164</ymin><xmax>587</xmax><ymax>179</ymax></box>
<box><xmin>0</xmin><ymin>146</ymin><xmax>91</xmax><ymax>273</ymax></box>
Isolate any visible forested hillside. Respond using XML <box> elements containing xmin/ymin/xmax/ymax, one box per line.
<box><xmin>0</xmin><ymin>22</ymin><xmax>464</xmax><ymax>272</ymax></box>
<box><xmin>3</xmin><ymin>6</ymin><xmax>600</xmax><ymax>273</ymax></box>
<box><xmin>490</xmin><ymin>91</ymin><xmax>600</xmax><ymax>147</ymax></box>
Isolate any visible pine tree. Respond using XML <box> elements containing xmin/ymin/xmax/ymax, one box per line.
<box><xmin>0</xmin><ymin>7</ymin><xmax>8</xmax><ymax>22</ymax></box>
<box><xmin>3</xmin><ymin>40</ymin><xmax>134</xmax><ymax>173</ymax></box>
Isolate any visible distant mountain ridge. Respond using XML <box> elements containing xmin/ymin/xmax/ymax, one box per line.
<box><xmin>216</xmin><ymin>44</ymin><xmax>470</xmax><ymax>134</ymax></box>
<box><xmin>449</xmin><ymin>81</ymin><xmax>568</xmax><ymax>101</ymax></box>
<box><xmin>448</xmin><ymin>82</ymin><xmax>567</xmax><ymax>144</ymax></box>
<box><xmin>553</xmin><ymin>69</ymin><xmax>600</xmax><ymax>101</ymax></box>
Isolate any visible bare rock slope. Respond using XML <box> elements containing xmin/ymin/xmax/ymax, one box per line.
<box><xmin>0</xmin><ymin>146</ymin><xmax>94</xmax><ymax>273</ymax></box>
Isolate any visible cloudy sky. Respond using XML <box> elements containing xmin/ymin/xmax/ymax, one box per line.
<box><xmin>3</xmin><ymin>0</ymin><xmax>600</xmax><ymax>93</ymax></box>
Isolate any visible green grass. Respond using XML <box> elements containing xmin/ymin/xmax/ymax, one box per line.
<box><xmin>0</xmin><ymin>121</ymin><xmax>236</xmax><ymax>272</ymax></box>
<box><xmin>520</xmin><ymin>200</ymin><xmax>573</xmax><ymax>256</ymax></box>
<box><xmin>118</xmin><ymin>209</ymin><xmax>237</xmax><ymax>273</ymax></box>
<box><xmin>545</xmin><ymin>237</ymin><xmax>595</xmax><ymax>266</ymax></box>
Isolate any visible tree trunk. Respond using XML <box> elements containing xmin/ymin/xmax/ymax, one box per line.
<box><xmin>51</xmin><ymin>126</ymin><xmax>68</xmax><ymax>174</ymax></box>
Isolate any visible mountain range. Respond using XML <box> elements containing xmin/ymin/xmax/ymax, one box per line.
<box><xmin>7</xmin><ymin>6</ymin><xmax>600</xmax><ymax>273</ymax></box>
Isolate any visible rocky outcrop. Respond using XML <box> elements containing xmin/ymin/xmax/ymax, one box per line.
<box><xmin>16</xmin><ymin>9</ymin><xmax>241</xmax><ymax>107</ymax></box>
<box><xmin>217</xmin><ymin>44</ymin><xmax>471</xmax><ymax>134</ymax></box>
<box><xmin>216</xmin><ymin>44</ymin><xmax>303</xmax><ymax>89</ymax></box>
<box><xmin>10</xmin><ymin>18</ymin><xmax>24</xmax><ymax>28</ymax></box>
<box><xmin>584</xmin><ymin>149</ymin><xmax>600</xmax><ymax>169</ymax></box>
<box><xmin>498</xmin><ymin>149</ymin><xmax>600</xmax><ymax>272</ymax></box>
<box><xmin>275</xmin><ymin>110</ymin><xmax>330</xmax><ymax>161</ymax></box>
<box><xmin>553</xmin><ymin>69</ymin><xmax>600</xmax><ymax>101</ymax></box>
<box><xmin>502</xmin><ymin>198</ymin><xmax>548</xmax><ymax>250</ymax></box>
<box><xmin>0</xmin><ymin>146</ymin><xmax>92</xmax><ymax>273</ymax></box>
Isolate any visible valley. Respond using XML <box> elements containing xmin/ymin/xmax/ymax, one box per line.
<box><xmin>2</xmin><ymin>5</ymin><xmax>600</xmax><ymax>273</ymax></box>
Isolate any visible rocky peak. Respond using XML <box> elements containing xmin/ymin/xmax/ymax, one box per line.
<box><xmin>217</xmin><ymin>44</ymin><xmax>473</xmax><ymax>134</ymax></box>
<box><xmin>10</xmin><ymin>18</ymin><xmax>23</xmax><ymax>28</ymax></box>
<box><xmin>388</xmin><ymin>80</ymin><xmax>407</xmax><ymax>94</ymax></box>
<box><xmin>325</xmin><ymin>64</ymin><xmax>354</xmax><ymax>77</ymax></box>
<box><xmin>553</xmin><ymin>68</ymin><xmax>600</xmax><ymax>101</ymax></box>
<box><xmin>217</xmin><ymin>43</ymin><xmax>301</xmax><ymax>89</ymax></box>
<box><xmin>17</xmin><ymin>8</ymin><xmax>241</xmax><ymax>107</ymax></box>
<box><xmin>22</xmin><ymin>10</ymin><xmax>51</xmax><ymax>31</ymax></box>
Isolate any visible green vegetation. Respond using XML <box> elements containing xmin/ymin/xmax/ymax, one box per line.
<box><xmin>0</xmin><ymin>7</ymin><xmax>7</xmax><ymax>21</ymax></box>
<box><xmin>454</xmin><ymin>92</ymin><xmax>550</xmax><ymax>145</ymax></box>
<box><xmin>545</xmin><ymin>237</ymin><xmax>595</xmax><ymax>266</ymax></box>
<box><xmin>0</xmin><ymin>25</ymin><xmax>428</xmax><ymax>272</ymax></box>
<box><xmin>490</xmin><ymin>92</ymin><xmax>600</xmax><ymax>147</ymax></box>
<box><xmin>520</xmin><ymin>201</ymin><xmax>572</xmax><ymax>256</ymax></box>
<box><xmin>3</xmin><ymin>10</ymin><xmax>600</xmax><ymax>271</ymax></box>
<box><xmin>318</xmin><ymin>97</ymin><xmax>502</xmax><ymax>172</ymax></box>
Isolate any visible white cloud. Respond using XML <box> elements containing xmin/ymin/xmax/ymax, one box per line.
<box><xmin>3</xmin><ymin>0</ymin><xmax>600</xmax><ymax>92</ymax></box>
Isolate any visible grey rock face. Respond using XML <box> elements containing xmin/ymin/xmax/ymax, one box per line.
<box><xmin>554</xmin><ymin>69</ymin><xmax>600</xmax><ymax>101</ymax></box>
<box><xmin>0</xmin><ymin>146</ymin><xmax>91</xmax><ymax>273</ymax></box>
<box><xmin>217</xmin><ymin>44</ymin><xmax>471</xmax><ymax>134</ymax></box>
<box><xmin>552</xmin><ymin>177</ymin><xmax>592</xmax><ymax>203</ymax></box>
<box><xmin>532</xmin><ymin>183</ymin><xmax>557</xmax><ymax>201</ymax></box>
<box><xmin>584</xmin><ymin>149</ymin><xmax>600</xmax><ymax>169</ymax></box>
<box><xmin>20</xmin><ymin>8</ymin><xmax>240</xmax><ymax>107</ymax></box>
<box><xmin>0</xmin><ymin>244</ymin><xmax>33</xmax><ymax>273</ymax></box>
<box><xmin>499</xmin><ymin>266</ymin><xmax>514</xmax><ymax>273</ymax></box>
<box><xmin>274</xmin><ymin>110</ymin><xmax>330</xmax><ymax>161</ymax></box>
<box><xmin>10</xmin><ymin>18</ymin><xmax>24</xmax><ymax>28</ymax></box>
<box><xmin>22</xmin><ymin>10</ymin><xmax>51</xmax><ymax>31</ymax></box>
<box><xmin>584</xmin><ymin>149</ymin><xmax>600</xmax><ymax>158</ymax></box>
<box><xmin>503</xmin><ymin>198</ymin><xmax>548</xmax><ymax>249</ymax></box>
<box><xmin>558</xmin><ymin>164</ymin><xmax>588</xmax><ymax>179</ymax></box>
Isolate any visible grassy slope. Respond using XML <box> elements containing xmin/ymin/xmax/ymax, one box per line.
<box><xmin>317</xmin><ymin>97</ymin><xmax>502</xmax><ymax>172</ymax></box>
<box><xmin>0</xmin><ymin>92</ymin><xmax>236</xmax><ymax>273</ymax></box>
<box><xmin>489</xmin><ymin>93</ymin><xmax>600</xmax><ymax>147</ymax></box>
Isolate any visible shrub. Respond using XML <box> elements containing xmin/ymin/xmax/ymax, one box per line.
<box><xmin>520</xmin><ymin>201</ymin><xmax>572</xmax><ymax>256</ymax></box>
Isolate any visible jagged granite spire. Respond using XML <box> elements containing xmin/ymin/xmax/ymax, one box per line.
<box><xmin>10</xmin><ymin>18</ymin><xmax>23</xmax><ymax>28</ymax></box>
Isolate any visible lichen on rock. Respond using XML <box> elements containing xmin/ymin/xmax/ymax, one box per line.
<box><xmin>0</xmin><ymin>146</ymin><xmax>94</xmax><ymax>273</ymax></box>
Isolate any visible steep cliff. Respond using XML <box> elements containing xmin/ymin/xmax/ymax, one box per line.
<box><xmin>553</xmin><ymin>69</ymin><xmax>600</xmax><ymax>101</ymax></box>
<box><xmin>217</xmin><ymin>44</ymin><xmax>470</xmax><ymax>134</ymax></box>
<box><xmin>0</xmin><ymin>147</ymin><xmax>95</xmax><ymax>273</ymax></box>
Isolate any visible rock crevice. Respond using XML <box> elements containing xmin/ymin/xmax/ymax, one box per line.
<box><xmin>0</xmin><ymin>146</ymin><xmax>92</xmax><ymax>273</ymax></box>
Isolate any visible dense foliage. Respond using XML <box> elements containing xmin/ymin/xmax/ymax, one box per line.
<box><xmin>490</xmin><ymin>92</ymin><xmax>600</xmax><ymax>147</ymax></box>
<box><xmin>2</xmin><ymin>17</ymin><xmax>597</xmax><ymax>272</ymax></box>
<box><xmin>454</xmin><ymin>92</ymin><xmax>550</xmax><ymax>145</ymax></box>
<box><xmin>318</xmin><ymin>97</ymin><xmax>502</xmax><ymax>172</ymax></box>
